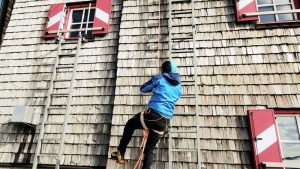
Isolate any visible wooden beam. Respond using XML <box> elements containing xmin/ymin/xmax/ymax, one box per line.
<box><xmin>243</xmin><ymin>9</ymin><xmax>300</xmax><ymax>17</ymax></box>
<box><xmin>262</xmin><ymin>162</ymin><xmax>300</xmax><ymax>168</ymax></box>
<box><xmin>48</xmin><ymin>27</ymin><xmax>104</xmax><ymax>34</ymax></box>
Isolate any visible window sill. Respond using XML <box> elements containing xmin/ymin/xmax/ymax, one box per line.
<box><xmin>254</xmin><ymin>20</ymin><xmax>300</xmax><ymax>29</ymax></box>
<box><xmin>256</xmin><ymin>20</ymin><xmax>300</xmax><ymax>25</ymax></box>
<box><xmin>64</xmin><ymin>35</ymin><xmax>94</xmax><ymax>40</ymax></box>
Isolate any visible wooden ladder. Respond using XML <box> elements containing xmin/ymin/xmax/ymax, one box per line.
<box><xmin>167</xmin><ymin>0</ymin><xmax>202</xmax><ymax>168</ymax></box>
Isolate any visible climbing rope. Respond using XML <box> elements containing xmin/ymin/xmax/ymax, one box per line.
<box><xmin>133</xmin><ymin>0</ymin><xmax>162</xmax><ymax>168</ymax></box>
<box><xmin>133</xmin><ymin>129</ymin><xmax>149</xmax><ymax>169</ymax></box>
<box><xmin>157</xmin><ymin>0</ymin><xmax>161</xmax><ymax>72</ymax></box>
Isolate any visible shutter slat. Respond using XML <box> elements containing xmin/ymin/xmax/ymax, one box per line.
<box><xmin>247</xmin><ymin>109</ymin><xmax>283</xmax><ymax>169</ymax></box>
<box><xmin>235</xmin><ymin>0</ymin><xmax>258</xmax><ymax>22</ymax></box>
<box><xmin>93</xmin><ymin>0</ymin><xmax>112</xmax><ymax>34</ymax></box>
<box><xmin>44</xmin><ymin>3</ymin><xmax>65</xmax><ymax>38</ymax></box>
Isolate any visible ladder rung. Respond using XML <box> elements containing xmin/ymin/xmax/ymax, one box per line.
<box><xmin>42</xmin><ymin>138</ymin><xmax>61</xmax><ymax>142</ymax></box>
<box><xmin>58</xmin><ymin>54</ymin><xmax>76</xmax><ymax>57</ymax></box>
<box><xmin>171</xmin><ymin>10</ymin><xmax>192</xmax><ymax>15</ymax></box>
<box><xmin>61</xmin><ymin>41</ymin><xmax>77</xmax><ymax>44</ymax></box>
<box><xmin>53</xmin><ymin>79</ymin><xmax>71</xmax><ymax>82</ymax></box>
<box><xmin>44</xmin><ymin>122</ymin><xmax>64</xmax><ymax>125</ymax></box>
<box><xmin>181</xmin><ymin>95</ymin><xmax>194</xmax><ymax>98</ymax></box>
<box><xmin>171</xmin><ymin>0</ymin><xmax>191</xmax><ymax>3</ymax></box>
<box><xmin>51</xmin><ymin>93</ymin><xmax>69</xmax><ymax>97</ymax></box>
<box><xmin>38</xmin><ymin>154</ymin><xmax>58</xmax><ymax>158</ymax></box>
<box><xmin>172</xmin><ymin>36</ymin><xmax>193</xmax><ymax>40</ymax></box>
<box><xmin>56</xmin><ymin>65</ymin><xmax>74</xmax><ymax>69</ymax></box>
<box><xmin>174</xmin><ymin>112</ymin><xmax>196</xmax><ymax>116</ymax></box>
<box><xmin>170</xmin><ymin>148</ymin><xmax>197</xmax><ymax>152</ymax></box>
<box><xmin>48</xmin><ymin>106</ymin><xmax>67</xmax><ymax>109</ymax></box>
<box><xmin>171</xmin><ymin>49</ymin><xmax>194</xmax><ymax>53</ymax></box>
<box><xmin>181</xmin><ymin>80</ymin><xmax>195</xmax><ymax>83</ymax></box>
<box><xmin>170</xmin><ymin>129</ymin><xmax>197</xmax><ymax>133</ymax></box>
<box><xmin>171</xmin><ymin>23</ymin><xmax>193</xmax><ymax>27</ymax></box>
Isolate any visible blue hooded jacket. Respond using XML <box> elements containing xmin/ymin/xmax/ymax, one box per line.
<box><xmin>140</xmin><ymin>73</ymin><xmax>182</xmax><ymax>119</ymax></box>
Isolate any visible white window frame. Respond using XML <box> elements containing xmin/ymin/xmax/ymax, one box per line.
<box><xmin>276</xmin><ymin>114</ymin><xmax>300</xmax><ymax>162</ymax></box>
<box><xmin>66</xmin><ymin>6</ymin><xmax>95</xmax><ymax>38</ymax></box>
<box><xmin>256</xmin><ymin>0</ymin><xmax>298</xmax><ymax>22</ymax></box>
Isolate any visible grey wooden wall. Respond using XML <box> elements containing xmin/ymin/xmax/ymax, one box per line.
<box><xmin>107</xmin><ymin>0</ymin><xmax>300</xmax><ymax>169</ymax></box>
<box><xmin>0</xmin><ymin>0</ymin><xmax>299</xmax><ymax>169</ymax></box>
<box><xmin>0</xmin><ymin>0</ymin><xmax>123</xmax><ymax>167</ymax></box>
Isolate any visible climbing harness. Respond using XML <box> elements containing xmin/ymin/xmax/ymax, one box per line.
<box><xmin>133</xmin><ymin>109</ymin><xmax>165</xmax><ymax>169</ymax></box>
<box><xmin>140</xmin><ymin>109</ymin><xmax>165</xmax><ymax>135</ymax></box>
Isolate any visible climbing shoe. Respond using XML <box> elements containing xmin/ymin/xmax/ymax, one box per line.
<box><xmin>111</xmin><ymin>151</ymin><xmax>125</xmax><ymax>164</ymax></box>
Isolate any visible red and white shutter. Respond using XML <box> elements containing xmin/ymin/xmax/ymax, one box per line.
<box><xmin>93</xmin><ymin>0</ymin><xmax>112</xmax><ymax>34</ymax></box>
<box><xmin>248</xmin><ymin>109</ymin><xmax>283</xmax><ymax>169</ymax></box>
<box><xmin>235</xmin><ymin>0</ymin><xmax>258</xmax><ymax>22</ymax></box>
<box><xmin>44</xmin><ymin>3</ymin><xmax>64</xmax><ymax>38</ymax></box>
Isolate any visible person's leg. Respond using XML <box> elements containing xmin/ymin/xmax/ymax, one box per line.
<box><xmin>142</xmin><ymin>130</ymin><xmax>160</xmax><ymax>169</ymax></box>
<box><xmin>117</xmin><ymin>113</ymin><xmax>144</xmax><ymax>155</ymax></box>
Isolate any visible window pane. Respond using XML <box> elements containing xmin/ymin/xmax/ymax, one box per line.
<box><xmin>89</xmin><ymin>9</ymin><xmax>95</xmax><ymax>22</ymax></box>
<box><xmin>72</xmin><ymin>10</ymin><xmax>83</xmax><ymax>23</ymax></box>
<box><xmin>276</xmin><ymin>4</ymin><xmax>294</xmax><ymax>20</ymax></box>
<box><xmin>277</xmin><ymin>116</ymin><xmax>300</xmax><ymax>140</ymax></box>
<box><xmin>281</xmin><ymin>143</ymin><xmax>300</xmax><ymax>162</ymax></box>
<box><xmin>257</xmin><ymin>0</ymin><xmax>273</xmax><ymax>5</ymax></box>
<box><xmin>260</xmin><ymin>15</ymin><xmax>276</xmax><ymax>22</ymax></box>
<box><xmin>70</xmin><ymin>24</ymin><xmax>81</xmax><ymax>37</ymax></box>
<box><xmin>82</xmin><ymin>30</ymin><xmax>92</xmax><ymax>37</ymax></box>
<box><xmin>81</xmin><ymin>23</ymin><xmax>93</xmax><ymax>37</ymax></box>
<box><xmin>277</xmin><ymin>4</ymin><xmax>292</xmax><ymax>10</ymax></box>
<box><xmin>258</xmin><ymin>6</ymin><xmax>275</xmax><ymax>22</ymax></box>
<box><xmin>274</xmin><ymin>0</ymin><xmax>291</xmax><ymax>4</ymax></box>
<box><xmin>83</xmin><ymin>10</ymin><xmax>88</xmax><ymax>22</ymax></box>
<box><xmin>83</xmin><ymin>9</ymin><xmax>95</xmax><ymax>22</ymax></box>
<box><xmin>259</xmin><ymin>6</ymin><xmax>275</xmax><ymax>12</ymax></box>
<box><xmin>278</xmin><ymin>13</ymin><xmax>294</xmax><ymax>20</ymax></box>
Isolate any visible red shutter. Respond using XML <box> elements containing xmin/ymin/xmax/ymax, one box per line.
<box><xmin>235</xmin><ymin>0</ymin><xmax>258</xmax><ymax>22</ymax></box>
<box><xmin>44</xmin><ymin>3</ymin><xmax>65</xmax><ymax>38</ymax></box>
<box><xmin>93</xmin><ymin>0</ymin><xmax>112</xmax><ymax>34</ymax></box>
<box><xmin>248</xmin><ymin>109</ymin><xmax>283</xmax><ymax>169</ymax></box>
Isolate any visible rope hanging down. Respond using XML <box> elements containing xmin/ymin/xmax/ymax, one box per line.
<box><xmin>157</xmin><ymin>0</ymin><xmax>161</xmax><ymax>72</ymax></box>
<box><xmin>133</xmin><ymin>129</ymin><xmax>149</xmax><ymax>169</ymax></box>
<box><xmin>134</xmin><ymin>0</ymin><xmax>162</xmax><ymax>168</ymax></box>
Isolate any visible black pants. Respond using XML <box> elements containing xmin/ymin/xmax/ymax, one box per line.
<box><xmin>117</xmin><ymin>109</ymin><xmax>169</xmax><ymax>169</ymax></box>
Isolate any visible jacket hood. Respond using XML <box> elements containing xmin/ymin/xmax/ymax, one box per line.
<box><xmin>162</xmin><ymin>73</ymin><xmax>181</xmax><ymax>86</ymax></box>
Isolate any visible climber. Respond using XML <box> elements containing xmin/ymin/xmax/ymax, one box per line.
<box><xmin>111</xmin><ymin>60</ymin><xmax>182</xmax><ymax>169</ymax></box>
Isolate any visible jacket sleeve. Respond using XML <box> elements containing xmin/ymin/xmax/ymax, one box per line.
<box><xmin>140</xmin><ymin>76</ymin><xmax>157</xmax><ymax>93</ymax></box>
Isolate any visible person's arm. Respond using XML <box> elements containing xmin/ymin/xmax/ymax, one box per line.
<box><xmin>140</xmin><ymin>76</ymin><xmax>157</xmax><ymax>93</ymax></box>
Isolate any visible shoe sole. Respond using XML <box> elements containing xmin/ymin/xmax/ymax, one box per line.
<box><xmin>111</xmin><ymin>153</ymin><xmax>125</xmax><ymax>164</ymax></box>
<box><xmin>116</xmin><ymin>160</ymin><xmax>125</xmax><ymax>164</ymax></box>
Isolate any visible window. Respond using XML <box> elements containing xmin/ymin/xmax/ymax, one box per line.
<box><xmin>66</xmin><ymin>6</ymin><xmax>95</xmax><ymax>38</ymax></box>
<box><xmin>248</xmin><ymin>109</ymin><xmax>300</xmax><ymax>169</ymax></box>
<box><xmin>257</xmin><ymin>0</ymin><xmax>297</xmax><ymax>22</ymax></box>
<box><xmin>235</xmin><ymin>0</ymin><xmax>300</xmax><ymax>23</ymax></box>
<box><xmin>44</xmin><ymin>0</ymin><xmax>112</xmax><ymax>38</ymax></box>
<box><xmin>276</xmin><ymin>113</ymin><xmax>300</xmax><ymax>163</ymax></box>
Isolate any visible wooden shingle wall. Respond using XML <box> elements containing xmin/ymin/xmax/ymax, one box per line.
<box><xmin>0</xmin><ymin>0</ymin><xmax>299</xmax><ymax>168</ymax></box>
<box><xmin>0</xmin><ymin>0</ymin><xmax>123</xmax><ymax>167</ymax></box>
<box><xmin>107</xmin><ymin>0</ymin><xmax>300</xmax><ymax>169</ymax></box>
